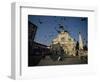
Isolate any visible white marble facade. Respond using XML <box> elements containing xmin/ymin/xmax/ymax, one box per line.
<box><xmin>51</xmin><ymin>27</ymin><xmax>76</xmax><ymax>56</ymax></box>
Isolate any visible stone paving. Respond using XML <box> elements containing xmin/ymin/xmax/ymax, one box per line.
<box><xmin>38</xmin><ymin>55</ymin><xmax>87</xmax><ymax>66</ymax></box>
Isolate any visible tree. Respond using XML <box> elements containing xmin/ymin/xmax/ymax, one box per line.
<box><xmin>75</xmin><ymin>41</ymin><xmax>79</xmax><ymax>56</ymax></box>
<box><xmin>75</xmin><ymin>41</ymin><xmax>79</xmax><ymax>50</ymax></box>
<box><xmin>83</xmin><ymin>45</ymin><xmax>88</xmax><ymax>51</ymax></box>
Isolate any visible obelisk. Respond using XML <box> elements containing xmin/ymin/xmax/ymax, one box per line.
<box><xmin>79</xmin><ymin>32</ymin><xmax>83</xmax><ymax>50</ymax></box>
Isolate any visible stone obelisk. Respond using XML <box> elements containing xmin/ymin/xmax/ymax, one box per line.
<box><xmin>79</xmin><ymin>32</ymin><xmax>83</xmax><ymax>50</ymax></box>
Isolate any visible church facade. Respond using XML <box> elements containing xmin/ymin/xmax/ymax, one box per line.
<box><xmin>50</xmin><ymin>26</ymin><xmax>84</xmax><ymax>57</ymax></box>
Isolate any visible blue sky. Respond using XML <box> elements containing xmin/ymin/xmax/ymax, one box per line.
<box><xmin>28</xmin><ymin>15</ymin><xmax>88</xmax><ymax>46</ymax></box>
